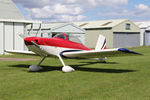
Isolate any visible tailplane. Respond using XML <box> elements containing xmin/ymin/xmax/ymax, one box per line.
<box><xmin>95</xmin><ymin>34</ymin><xmax>106</xmax><ymax>51</ymax></box>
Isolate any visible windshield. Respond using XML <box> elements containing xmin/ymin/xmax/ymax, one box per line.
<box><xmin>53</xmin><ymin>33</ymin><xmax>82</xmax><ymax>44</ymax></box>
<box><xmin>53</xmin><ymin>33</ymin><xmax>66</xmax><ymax>39</ymax></box>
<box><xmin>69</xmin><ymin>34</ymin><xmax>82</xmax><ymax>44</ymax></box>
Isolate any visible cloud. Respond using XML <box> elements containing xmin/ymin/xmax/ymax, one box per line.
<box><xmin>98</xmin><ymin>3</ymin><xmax>150</xmax><ymax>21</ymax></box>
<box><xmin>88</xmin><ymin>0</ymin><xmax>97</xmax><ymax>7</ymax></box>
<box><xmin>65</xmin><ymin>0</ymin><xmax>77</xmax><ymax>4</ymax></box>
<box><xmin>12</xmin><ymin>0</ymin><xmax>129</xmax><ymax>22</ymax></box>
<box><xmin>59</xmin><ymin>15</ymin><xmax>86</xmax><ymax>22</ymax></box>
<box><xmin>24</xmin><ymin>3</ymin><xmax>85</xmax><ymax>21</ymax></box>
<box><xmin>87</xmin><ymin>0</ymin><xmax>128</xmax><ymax>7</ymax></box>
<box><xmin>110</xmin><ymin>0</ymin><xmax>128</xmax><ymax>5</ymax></box>
<box><xmin>135</xmin><ymin>4</ymin><xmax>149</xmax><ymax>11</ymax></box>
<box><xmin>133</xmin><ymin>4</ymin><xmax>150</xmax><ymax>19</ymax></box>
<box><xmin>53</xmin><ymin>4</ymin><xmax>83</xmax><ymax>15</ymax></box>
<box><xmin>12</xmin><ymin>0</ymin><xmax>87</xmax><ymax>21</ymax></box>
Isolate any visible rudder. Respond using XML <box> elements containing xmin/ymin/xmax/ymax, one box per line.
<box><xmin>95</xmin><ymin>35</ymin><xmax>106</xmax><ymax>51</ymax></box>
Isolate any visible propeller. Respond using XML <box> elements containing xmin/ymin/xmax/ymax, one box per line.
<box><xmin>19</xmin><ymin>34</ymin><xmax>26</xmax><ymax>39</ymax></box>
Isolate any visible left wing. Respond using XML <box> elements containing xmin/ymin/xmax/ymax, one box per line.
<box><xmin>60</xmin><ymin>48</ymin><xmax>142</xmax><ymax>59</ymax></box>
<box><xmin>5</xmin><ymin>50</ymin><xmax>35</xmax><ymax>55</ymax></box>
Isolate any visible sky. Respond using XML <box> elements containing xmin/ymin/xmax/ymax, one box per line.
<box><xmin>12</xmin><ymin>0</ymin><xmax>150</xmax><ymax>22</ymax></box>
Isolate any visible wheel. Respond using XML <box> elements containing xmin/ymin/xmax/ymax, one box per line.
<box><xmin>29</xmin><ymin>65</ymin><xmax>43</xmax><ymax>72</ymax></box>
<box><xmin>62</xmin><ymin>66</ymin><xmax>75</xmax><ymax>73</ymax></box>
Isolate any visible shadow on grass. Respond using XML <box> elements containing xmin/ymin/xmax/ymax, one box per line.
<box><xmin>9</xmin><ymin>63</ymin><xmax>136</xmax><ymax>73</ymax></box>
<box><xmin>75</xmin><ymin>67</ymin><xmax>135</xmax><ymax>73</ymax></box>
<box><xmin>79</xmin><ymin>61</ymin><xmax>119</xmax><ymax>64</ymax></box>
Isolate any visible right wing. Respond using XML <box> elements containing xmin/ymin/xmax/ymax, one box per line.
<box><xmin>61</xmin><ymin>48</ymin><xmax>142</xmax><ymax>59</ymax></box>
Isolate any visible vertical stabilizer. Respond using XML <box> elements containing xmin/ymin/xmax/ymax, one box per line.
<box><xmin>95</xmin><ymin>35</ymin><xmax>106</xmax><ymax>50</ymax></box>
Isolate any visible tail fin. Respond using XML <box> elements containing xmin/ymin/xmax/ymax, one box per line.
<box><xmin>95</xmin><ymin>35</ymin><xmax>106</xmax><ymax>51</ymax></box>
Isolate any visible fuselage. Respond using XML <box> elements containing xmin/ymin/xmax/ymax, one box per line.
<box><xmin>24</xmin><ymin>36</ymin><xmax>91</xmax><ymax>56</ymax></box>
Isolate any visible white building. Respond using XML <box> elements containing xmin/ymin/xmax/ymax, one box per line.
<box><xmin>135</xmin><ymin>21</ymin><xmax>150</xmax><ymax>46</ymax></box>
<box><xmin>33</xmin><ymin>19</ymin><xmax>140</xmax><ymax>48</ymax></box>
<box><xmin>0</xmin><ymin>0</ymin><xmax>23</xmax><ymax>20</ymax></box>
<box><xmin>0</xmin><ymin>19</ymin><xmax>42</xmax><ymax>54</ymax></box>
<box><xmin>26</xmin><ymin>23</ymin><xmax>85</xmax><ymax>44</ymax></box>
<box><xmin>74</xmin><ymin>19</ymin><xmax>140</xmax><ymax>48</ymax></box>
<box><xmin>0</xmin><ymin>0</ymin><xmax>41</xmax><ymax>54</ymax></box>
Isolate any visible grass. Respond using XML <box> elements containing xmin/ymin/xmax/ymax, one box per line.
<box><xmin>0</xmin><ymin>46</ymin><xmax>150</xmax><ymax>100</ymax></box>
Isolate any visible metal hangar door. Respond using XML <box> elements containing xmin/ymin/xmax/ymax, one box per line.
<box><xmin>113</xmin><ymin>32</ymin><xmax>140</xmax><ymax>48</ymax></box>
<box><xmin>145</xmin><ymin>31</ymin><xmax>150</xmax><ymax>46</ymax></box>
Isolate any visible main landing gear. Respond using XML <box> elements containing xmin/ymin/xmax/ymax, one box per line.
<box><xmin>29</xmin><ymin>56</ymin><xmax>47</xmax><ymax>72</ymax></box>
<box><xmin>29</xmin><ymin>55</ymin><xmax>75</xmax><ymax>73</ymax></box>
<box><xmin>58</xmin><ymin>55</ymin><xmax>75</xmax><ymax>73</ymax></box>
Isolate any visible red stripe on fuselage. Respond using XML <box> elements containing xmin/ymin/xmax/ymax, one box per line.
<box><xmin>24</xmin><ymin>37</ymin><xmax>91</xmax><ymax>50</ymax></box>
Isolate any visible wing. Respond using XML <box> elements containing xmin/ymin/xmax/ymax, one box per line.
<box><xmin>5</xmin><ymin>50</ymin><xmax>35</xmax><ymax>55</ymax></box>
<box><xmin>60</xmin><ymin>48</ymin><xmax>142</xmax><ymax>59</ymax></box>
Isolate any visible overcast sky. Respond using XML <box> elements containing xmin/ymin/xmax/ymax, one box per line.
<box><xmin>12</xmin><ymin>0</ymin><xmax>150</xmax><ymax>22</ymax></box>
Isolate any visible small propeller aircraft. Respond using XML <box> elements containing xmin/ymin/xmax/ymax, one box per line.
<box><xmin>5</xmin><ymin>33</ymin><xmax>142</xmax><ymax>72</ymax></box>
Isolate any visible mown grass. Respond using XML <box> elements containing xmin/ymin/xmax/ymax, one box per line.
<box><xmin>0</xmin><ymin>46</ymin><xmax>150</xmax><ymax>100</ymax></box>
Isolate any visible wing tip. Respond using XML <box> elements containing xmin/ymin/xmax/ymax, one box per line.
<box><xmin>118</xmin><ymin>48</ymin><xmax>143</xmax><ymax>55</ymax></box>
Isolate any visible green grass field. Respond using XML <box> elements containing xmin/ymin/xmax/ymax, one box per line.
<box><xmin>0</xmin><ymin>46</ymin><xmax>150</xmax><ymax>100</ymax></box>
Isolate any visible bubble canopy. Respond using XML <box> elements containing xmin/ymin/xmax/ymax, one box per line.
<box><xmin>53</xmin><ymin>33</ymin><xmax>82</xmax><ymax>44</ymax></box>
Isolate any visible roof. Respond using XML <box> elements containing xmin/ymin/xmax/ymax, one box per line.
<box><xmin>41</xmin><ymin>23</ymin><xmax>67</xmax><ymax>29</ymax></box>
<box><xmin>27</xmin><ymin>19</ymin><xmax>129</xmax><ymax>30</ymax></box>
<box><xmin>26</xmin><ymin>19</ymin><xmax>134</xmax><ymax>31</ymax></box>
<box><xmin>51</xmin><ymin>23</ymin><xmax>85</xmax><ymax>33</ymax></box>
<box><xmin>0</xmin><ymin>0</ymin><xmax>23</xmax><ymax>19</ymax></box>
<box><xmin>135</xmin><ymin>21</ymin><xmax>150</xmax><ymax>28</ymax></box>
<box><xmin>73</xmin><ymin>19</ymin><xmax>128</xmax><ymax>29</ymax></box>
<box><xmin>26</xmin><ymin>22</ymin><xmax>67</xmax><ymax>29</ymax></box>
<box><xmin>0</xmin><ymin>19</ymin><xmax>42</xmax><ymax>24</ymax></box>
<box><xmin>26</xmin><ymin>23</ymin><xmax>85</xmax><ymax>33</ymax></box>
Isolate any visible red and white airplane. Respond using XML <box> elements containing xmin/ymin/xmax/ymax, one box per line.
<box><xmin>5</xmin><ymin>33</ymin><xmax>142</xmax><ymax>72</ymax></box>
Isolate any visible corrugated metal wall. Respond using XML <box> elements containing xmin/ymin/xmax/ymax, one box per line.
<box><xmin>4</xmin><ymin>22</ymin><xmax>14</xmax><ymax>50</ymax></box>
<box><xmin>145</xmin><ymin>31</ymin><xmax>150</xmax><ymax>46</ymax></box>
<box><xmin>70</xmin><ymin>33</ymin><xmax>85</xmax><ymax>45</ymax></box>
<box><xmin>85</xmin><ymin>29</ymin><xmax>113</xmax><ymax>48</ymax></box>
<box><xmin>0</xmin><ymin>22</ymin><xmax>25</xmax><ymax>54</ymax></box>
<box><xmin>113</xmin><ymin>32</ymin><xmax>140</xmax><ymax>48</ymax></box>
<box><xmin>0</xmin><ymin>22</ymin><xmax>4</xmax><ymax>54</ymax></box>
<box><xmin>14</xmin><ymin>23</ymin><xmax>25</xmax><ymax>50</ymax></box>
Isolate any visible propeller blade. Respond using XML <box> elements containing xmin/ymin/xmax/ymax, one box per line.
<box><xmin>31</xmin><ymin>41</ymin><xmax>41</xmax><ymax>48</ymax></box>
<box><xmin>19</xmin><ymin>34</ymin><xmax>26</xmax><ymax>39</ymax></box>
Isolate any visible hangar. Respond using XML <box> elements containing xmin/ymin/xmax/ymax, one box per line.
<box><xmin>74</xmin><ymin>19</ymin><xmax>140</xmax><ymax>48</ymax></box>
<box><xmin>135</xmin><ymin>21</ymin><xmax>150</xmax><ymax>46</ymax></box>
<box><xmin>35</xmin><ymin>19</ymin><xmax>140</xmax><ymax>48</ymax></box>
<box><xmin>0</xmin><ymin>19</ymin><xmax>41</xmax><ymax>54</ymax></box>
<box><xmin>0</xmin><ymin>0</ymin><xmax>41</xmax><ymax>54</ymax></box>
<box><xmin>26</xmin><ymin>23</ymin><xmax>85</xmax><ymax>44</ymax></box>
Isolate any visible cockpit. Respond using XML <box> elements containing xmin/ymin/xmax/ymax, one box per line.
<box><xmin>53</xmin><ymin>33</ymin><xmax>82</xmax><ymax>44</ymax></box>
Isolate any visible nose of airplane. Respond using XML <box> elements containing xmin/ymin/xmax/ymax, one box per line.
<box><xmin>24</xmin><ymin>37</ymin><xmax>32</xmax><ymax>45</ymax></box>
<box><xmin>24</xmin><ymin>37</ymin><xmax>39</xmax><ymax>45</ymax></box>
